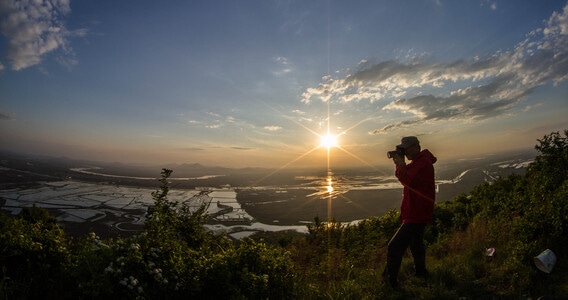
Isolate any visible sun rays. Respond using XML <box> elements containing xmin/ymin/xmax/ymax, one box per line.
<box><xmin>319</xmin><ymin>133</ymin><xmax>339</xmax><ymax>150</ymax></box>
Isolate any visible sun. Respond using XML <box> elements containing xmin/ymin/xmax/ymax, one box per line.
<box><xmin>319</xmin><ymin>133</ymin><xmax>339</xmax><ymax>149</ymax></box>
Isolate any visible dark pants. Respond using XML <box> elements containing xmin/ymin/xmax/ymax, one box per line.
<box><xmin>383</xmin><ymin>223</ymin><xmax>427</xmax><ymax>285</ymax></box>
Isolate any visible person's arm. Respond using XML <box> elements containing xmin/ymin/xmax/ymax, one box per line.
<box><xmin>396</xmin><ymin>158</ymin><xmax>427</xmax><ymax>187</ymax></box>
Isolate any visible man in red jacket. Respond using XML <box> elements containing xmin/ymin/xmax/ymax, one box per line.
<box><xmin>383</xmin><ymin>136</ymin><xmax>437</xmax><ymax>288</ymax></box>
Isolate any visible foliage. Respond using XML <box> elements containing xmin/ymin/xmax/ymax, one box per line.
<box><xmin>145</xmin><ymin>169</ymin><xmax>215</xmax><ymax>249</ymax></box>
<box><xmin>1</xmin><ymin>130</ymin><xmax>567</xmax><ymax>299</ymax></box>
<box><xmin>1</xmin><ymin>169</ymin><xmax>296</xmax><ymax>299</ymax></box>
<box><xmin>288</xmin><ymin>130</ymin><xmax>568</xmax><ymax>298</ymax></box>
<box><xmin>0</xmin><ymin>205</ymin><xmax>72</xmax><ymax>299</ymax></box>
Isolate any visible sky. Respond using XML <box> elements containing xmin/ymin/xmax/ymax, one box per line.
<box><xmin>1</xmin><ymin>0</ymin><xmax>567</xmax><ymax>169</ymax></box>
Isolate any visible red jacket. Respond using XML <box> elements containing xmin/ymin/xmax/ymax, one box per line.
<box><xmin>395</xmin><ymin>149</ymin><xmax>437</xmax><ymax>223</ymax></box>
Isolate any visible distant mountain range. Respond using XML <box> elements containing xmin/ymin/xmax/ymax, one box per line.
<box><xmin>0</xmin><ymin>148</ymin><xmax>540</xmax><ymax>235</ymax></box>
<box><xmin>0</xmin><ymin>149</ymin><xmax>537</xmax><ymax>199</ymax></box>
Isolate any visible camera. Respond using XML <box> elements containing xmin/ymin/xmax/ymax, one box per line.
<box><xmin>387</xmin><ymin>147</ymin><xmax>405</xmax><ymax>159</ymax></box>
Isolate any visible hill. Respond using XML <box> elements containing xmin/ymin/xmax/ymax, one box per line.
<box><xmin>0</xmin><ymin>130</ymin><xmax>565</xmax><ymax>299</ymax></box>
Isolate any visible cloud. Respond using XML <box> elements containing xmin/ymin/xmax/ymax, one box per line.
<box><xmin>0</xmin><ymin>111</ymin><xmax>15</xmax><ymax>120</ymax></box>
<box><xmin>231</xmin><ymin>146</ymin><xmax>254</xmax><ymax>150</ymax></box>
<box><xmin>180</xmin><ymin>147</ymin><xmax>205</xmax><ymax>151</ymax></box>
<box><xmin>481</xmin><ymin>1</ymin><xmax>497</xmax><ymax>11</ymax></box>
<box><xmin>193</xmin><ymin>112</ymin><xmax>238</xmax><ymax>129</ymax></box>
<box><xmin>302</xmin><ymin>3</ymin><xmax>568</xmax><ymax>134</ymax></box>
<box><xmin>279</xmin><ymin>9</ymin><xmax>309</xmax><ymax>36</ymax></box>
<box><xmin>264</xmin><ymin>125</ymin><xmax>282</xmax><ymax>131</ymax></box>
<box><xmin>272</xmin><ymin>56</ymin><xmax>293</xmax><ymax>76</ymax></box>
<box><xmin>0</xmin><ymin>0</ymin><xmax>83</xmax><ymax>70</ymax></box>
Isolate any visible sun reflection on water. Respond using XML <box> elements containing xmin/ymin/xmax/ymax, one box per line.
<box><xmin>326</xmin><ymin>176</ymin><xmax>333</xmax><ymax>194</ymax></box>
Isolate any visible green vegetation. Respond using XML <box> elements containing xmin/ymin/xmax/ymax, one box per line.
<box><xmin>1</xmin><ymin>130</ymin><xmax>567</xmax><ymax>299</ymax></box>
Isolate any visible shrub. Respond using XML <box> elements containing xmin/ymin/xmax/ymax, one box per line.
<box><xmin>0</xmin><ymin>205</ymin><xmax>72</xmax><ymax>299</ymax></box>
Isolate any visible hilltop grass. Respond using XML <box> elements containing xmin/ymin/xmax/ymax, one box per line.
<box><xmin>1</xmin><ymin>130</ymin><xmax>567</xmax><ymax>299</ymax></box>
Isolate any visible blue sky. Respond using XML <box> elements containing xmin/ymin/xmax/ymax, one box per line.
<box><xmin>1</xmin><ymin>0</ymin><xmax>567</xmax><ymax>168</ymax></box>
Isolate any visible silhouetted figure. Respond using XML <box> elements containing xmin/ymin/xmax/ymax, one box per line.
<box><xmin>383</xmin><ymin>136</ymin><xmax>437</xmax><ymax>288</ymax></box>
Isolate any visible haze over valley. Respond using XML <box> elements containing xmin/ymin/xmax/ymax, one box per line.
<box><xmin>0</xmin><ymin>149</ymin><xmax>535</xmax><ymax>239</ymax></box>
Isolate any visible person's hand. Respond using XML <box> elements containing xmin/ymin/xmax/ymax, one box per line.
<box><xmin>392</xmin><ymin>154</ymin><xmax>405</xmax><ymax>165</ymax></box>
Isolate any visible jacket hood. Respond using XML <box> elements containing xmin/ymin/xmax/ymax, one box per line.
<box><xmin>419</xmin><ymin>149</ymin><xmax>437</xmax><ymax>164</ymax></box>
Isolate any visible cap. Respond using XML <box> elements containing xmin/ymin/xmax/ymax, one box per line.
<box><xmin>397</xmin><ymin>136</ymin><xmax>420</xmax><ymax>149</ymax></box>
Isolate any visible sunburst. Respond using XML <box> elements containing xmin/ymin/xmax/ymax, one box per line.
<box><xmin>319</xmin><ymin>133</ymin><xmax>339</xmax><ymax>150</ymax></box>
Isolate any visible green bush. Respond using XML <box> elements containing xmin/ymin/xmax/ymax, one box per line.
<box><xmin>0</xmin><ymin>205</ymin><xmax>72</xmax><ymax>299</ymax></box>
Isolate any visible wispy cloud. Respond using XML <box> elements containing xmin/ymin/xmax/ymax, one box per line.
<box><xmin>189</xmin><ymin>111</ymin><xmax>264</xmax><ymax>134</ymax></box>
<box><xmin>264</xmin><ymin>125</ymin><xmax>282</xmax><ymax>131</ymax></box>
<box><xmin>0</xmin><ymin>0</ymin><xmax>85</xmax><ymax>70</ymax></box>
<box><xmin>301</xmin><ymin>3</ymin><xmax>568</xmax><ymax>134</ymax></box>
<box><xmin>272</xmin><ymin>56</ymin><xmax>293</xmax><ymax>76</ymax></box>
<box><xmin>279</xmin><ymin>9</ymin><xmax>309</xmax><ymax>36</ymax></box>
<box><xmin>180</xmin><ymin>147</ymin><xmax>206</xmax><ymax>151</ymax></box>
<box><xmin>480</xmin><ymin>1</ymin><xmax>498</xmax><ymax>11</ymax></box>
<box><xmin>231</xmin><ymin>146</ymin><xmax>254</xmax><ymax>150</ymax></box>
<box><xmin>0</xmin><ymin>111</ymin><xmax>15</xmax><ymax>120</ymax></box>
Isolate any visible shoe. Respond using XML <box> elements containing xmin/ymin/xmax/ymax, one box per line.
<box><xmin>389</xmin><ymin>280</ymin><xmax>399</xmax><ymax>289</ymax></box>
<box><xmin>382</xmin><ymin>272</ymin><xmax>399</xmax><ymax>288</ymax></box>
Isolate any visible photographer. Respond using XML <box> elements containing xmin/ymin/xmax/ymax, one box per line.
<box><xmin>383</xmin><ymin>136</ymin><xmax>437</xmax><ymax>288</ymax></box>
